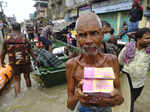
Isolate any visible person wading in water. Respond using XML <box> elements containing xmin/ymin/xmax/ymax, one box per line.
<box><xmin>1</xmin><ymin>23</ymin><xmax>37</xmax><ymax>97</ymax></box>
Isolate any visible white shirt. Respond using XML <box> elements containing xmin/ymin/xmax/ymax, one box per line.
<box><xmin>118</xmin><ymin>47</ymin><xmax>150</xmax><ymax>88</ymax></box>
<box><xmin>40</xmin><ymin>25</ymin><xmax>53</xmax><ymax>37</ymax></box>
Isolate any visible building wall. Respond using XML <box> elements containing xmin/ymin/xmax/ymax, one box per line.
<box><xmin>95</xmin><ymin>0</ymin><xmax>147</xmax><ymax>34</ymax></box>
<box><xmin>93</xmin><ymin>0</ymin><xmax>132</xmax><ymax>34</ymax></box>
<box><xmin>98</xmin><ymin>11</ymin><xmax>129</xmax><ymax>34</ymax></box>
<box><xmin>65</xmin><ymin>0</ymin><xmax>91</xmax><ymax>22</ymax></box>
<box><xmin>64</xmin><ymin>0</ymin><xmax>133</xmax><ymax>34</ymax></box>
<box><xmin>48</xmin><ymin>0</ymin><xmax>66</xmax><ymax>20</ymax></box>
<box><xmin>98</xmin><ymin>12</ymin><xmax>117</xmax><ymax>34</ymax></box>
<box><xmin>48</xmin><ymin>0</ymin><xmax>148</xmax><ymax>31</ymax></box>
<box><xmin>34</xmin><ymin>1</ymin><xmax>48</xmax><ymax>19</ymax></box>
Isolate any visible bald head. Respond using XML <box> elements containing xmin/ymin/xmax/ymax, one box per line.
<box><xmin>75</xmin><ymin>12</ymin><xmax>102</xmax><ymax>32</ymax></box>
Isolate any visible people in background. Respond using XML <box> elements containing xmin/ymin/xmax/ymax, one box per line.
<box><xmin>26</xmin><ymin>23</ymin><xmax>34</xmax><ymax>41</ymax></box>
<box><xmin>0</xmin><ymin>22</ymin><xmax>4</xmax><ymax>55</ymax></box>
<box><xmin>120</xmin><ymin>21</ymin><xmax>128</xmax><ymax>36</ymax></box>
<box><xmin>1</xmin><ymin>23</ymin><xmax>37</xmax><ymax>97</ymax></box>
<box><xmin>71</xmin><ymin>29</ymin><xmax>77</xmax><ymax>46</ymax></box>
<box><xmin>118</xmin><ymin>28</ymin><xmax>150</xmax><ymax>112</ymax></box>
<box><xmin>38</xmin><ymin>21</ymin><xmax>55</xmax><ymax>52</ymax></box>
<box><xmin>128</xmin><ymin>0</ymin><xmax>143</xmax><ymax>32</ymax></box>
<box><xmin>101</xmin><ymin>21</ymin><xmax>118</xmax><ymax>55</ymax></box>
<box><xmin>102</xmin><ymin>21</ymin><xmax>111</xmax><ymax>43</ymax></box>
<box><xmin>66</xmin><ymin>28</ymin><xmax>72</xmax><ymax>45</ymax></box>
<box><xmin>65</xmin><ymin>28</ymin><xmax>77</xmax><ymax>46</ymax></box>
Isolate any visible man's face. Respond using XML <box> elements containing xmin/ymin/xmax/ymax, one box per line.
<box><xmin>102</xmin><ymin>24</ymin><xmax>111</xmax><ymax>33</ymax></box>
<box><xmin>77</xmin><ymin>21</ymin><xmax>103</xmax><ymax>56</ymax></box>
<box><xmin>133</xmin><ymin>1</ymin><xmax>138</xmax><ymax>7</ymax></box>
<box><xmin>139</xmin><ymin>33</ymin><xmax>150</xmax><ymax>48</ymax></box>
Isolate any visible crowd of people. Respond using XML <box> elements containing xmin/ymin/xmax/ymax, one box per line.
<box><xmin>0</xmin><ymin>0</ymin><xmax>150</xmax><ymax>112</ymax></box>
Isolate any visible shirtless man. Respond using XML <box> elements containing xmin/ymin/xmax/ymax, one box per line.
<box><xmin>66</xmin><ymin>12</ymin><xmax>124</xmax><ymax>112</ymax></box>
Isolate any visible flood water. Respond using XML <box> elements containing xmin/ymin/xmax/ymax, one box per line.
<box><xmin>0</xmin><ymin>73</ymin><xmax>150</xmax><ymax>112</ymax></box>
<box><xmin>0</xmin><ymin>75</ymin><xmax>72</xmax><ymax>112</ymax></box>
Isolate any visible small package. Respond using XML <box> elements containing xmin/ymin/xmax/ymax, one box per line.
<box><xmin>84</xmin><ymin>67</ymin><xmax>115</xmax><ymax>79</ymax></box>
<box><xmin>83</xmin><ymin>67</ymin><xmax>115</xmax><ymax>94</ymax></box>
<box><xmin>83</xmin><ymin>80</ymin><xmax>114</xmax><ymax>93</ymax></box>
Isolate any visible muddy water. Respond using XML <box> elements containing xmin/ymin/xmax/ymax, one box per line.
<box><xmin>0</xmin><ymin>75</ymin><xmax>72</xmax><ymax>112</ymax></box>
<box><xmin>0</xmin><ymin>74</ymin><xmax>150</xmax><ymax>112</ymax></box>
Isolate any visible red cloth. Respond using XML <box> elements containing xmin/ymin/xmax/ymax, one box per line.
<box><xmin>135</xmin><ymin>0</ymin><xmax>140</xmax><ymax>3</ymax></box>
<box><xmin>135</xmin><ymin>0</ymin><xmax>144</xmax><ymax>11</ymax></box>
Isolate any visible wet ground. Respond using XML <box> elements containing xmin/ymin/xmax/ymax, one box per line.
<box><xmin>0</xmin><ymin>75</ymin><xmax>71</xmax><ymax>112</ymax></box>
<box><xmin>0</xmin><ymin>74</ymin><xmax>150</xmax><ymax>112</ymax></box>
<box><xmin>134</xmin><ymin>74</ymin><xmax>150</xmax><ymax>112</ymax></box>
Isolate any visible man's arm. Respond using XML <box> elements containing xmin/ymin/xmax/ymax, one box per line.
<box><xmin>26</xmin><ymin>40</ymin><xmax>37</xmax><ymax>65</ymax></box>
<box><xmin>66</xmin><ymin>59</ymin><xmax>79</xmax><ymax>110</ymax></box>
<box><xmin>113</xmin><ymin>56</ymin><xmax>121</xmax><ymax>89</ymax></box>
<box><xmin>118</xmin><ymin>47</ymin><xmax>126</xmax><ymax>66</ymax></box>
<box><xmin>28</xmin><ymin>48</ymin><xmax>37</xmax><ymax>64</ymax></box>
<box><xmin>97</xmin><ymin>55</ymin><xmax>124</xmax><ymax>107</ymax></box>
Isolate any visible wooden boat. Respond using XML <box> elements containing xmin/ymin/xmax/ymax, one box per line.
<box><xmin>33</xmin><ymin>39</ymin><xmax>78</xmax><ymax>87</ymax></box>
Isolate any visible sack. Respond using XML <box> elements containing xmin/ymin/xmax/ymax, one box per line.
<box><xmin>35</xmin><ymin>49</ymin><xmax>63</xmax><ymax>67</ymax></box>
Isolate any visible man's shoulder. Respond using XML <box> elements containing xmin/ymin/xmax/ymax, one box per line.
<box><xmin>66</xmin><ymin>56</ymin><xmax>80</xmax><ymax>67</ymax></box>
<box><xmin>104</xmin><ymin>53</ymin><xmax>118</xmax><ymax>62</ymax></box>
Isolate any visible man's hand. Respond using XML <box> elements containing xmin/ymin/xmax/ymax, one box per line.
<box><xmin>0</xmin><ymin>62</ymin><xmax>5</xmax><ymax>67</ymax></box>
<box><xmin>77</xmin><ymin>80</ymin><xmax>103</xmax><ymax>104</ymax></box>
<box><xmin>34</xmin><ymin>61</ymin><xmax>38</xmax><ymax>66</ymax></box>
<box><xmin>110</xmin><ymin>88</ymin><xmax>121</xmax><ymax>97</ymax></box>
<box><xmin>77</xmin><ymin>80</ymin><xmax>89</xmax><ymax>103</ymax></box>
<box><xmin>105</xmin><ymin>88</ymin><xmax>124</xmax><ymax>106</ymax></box>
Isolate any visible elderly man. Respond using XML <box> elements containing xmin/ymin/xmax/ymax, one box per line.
<box><xmin>66</xmin><ymin>12</ymin><xmax>124</xmax><ymax>112</ymax></box>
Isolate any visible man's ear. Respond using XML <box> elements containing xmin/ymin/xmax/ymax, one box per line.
<box><xmin>101</xmin><ymin>28</ymin><xmax>107</xmax><ymax>35</ymax></box>
<box><xmin>100</xmin><ymin>29</ymin><xmax>105</xmax><ymax>36</ymax></box>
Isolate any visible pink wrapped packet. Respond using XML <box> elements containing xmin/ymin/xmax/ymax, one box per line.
<box><xmin>83</xmin><ymin>79</ymin><xmax>114</xmax><ymax>93</ymax></box>
<box><xmin>84</xmin><ymin>67</ymin><xmax>115</xmax><ymax>79</ymax></box>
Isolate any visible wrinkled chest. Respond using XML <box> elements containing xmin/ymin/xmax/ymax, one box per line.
<box><xmin>73</xmin><ymin>67</ymin><xmax>84</xmax><ymax>83</ymax></box>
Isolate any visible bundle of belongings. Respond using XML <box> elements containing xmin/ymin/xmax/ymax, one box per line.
<box><xmin>34</xmin><ymin>49</ymin><xmax>63</xmax><ymax>68</ymax></box>
<box><xmin>83</xmin><ymin>67</ymin><xmax>115</xmax><ymax>100</ymax></box>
